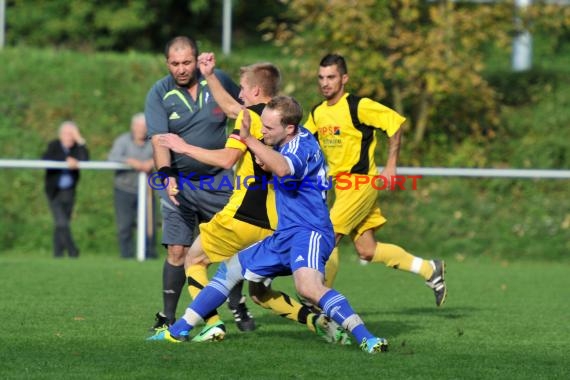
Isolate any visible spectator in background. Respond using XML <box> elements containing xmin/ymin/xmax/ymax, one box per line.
<box><xmin>42</xmin><ymin>121</ymin><xmax>89</xmax><ymax>258</ymax></box>
<box><xmin>108</xmin><ymin>113</ymin><xmax>157</xmax><ymax>259</ymax></box>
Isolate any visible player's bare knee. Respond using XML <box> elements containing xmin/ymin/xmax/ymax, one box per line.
<box><xmin>187</xmin><ymin>254</ymin><xmax>209</xmax><ymax>267</ymax></box>
<box><xmin>357</xmin><ymin>252</ymin><xmax>373</xmax><ymax>262</ymax></box>
<box><xmin>354</xmin><ymin>242</ymin><xmax>374</xmax><ymax>261</ymax></box>
<box><xmin>295</xmin><ymin>283</ymin><xmax>321</xmax><ymax>304</ymax></box>
<box><xmin>295</xmin><ymin>286</ymin><xmax>312</xmax><ymax>303</ymax></box>
<box><xmin>167</xmin><ymin>245</ymin><xmax>186</xmax><ymax>265</ymax></box>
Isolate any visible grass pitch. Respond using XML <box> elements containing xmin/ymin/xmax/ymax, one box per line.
<box><xmin>1</xmin><ymin>252</ymin><xmax>568</xmax><ymax>379</ymax></box>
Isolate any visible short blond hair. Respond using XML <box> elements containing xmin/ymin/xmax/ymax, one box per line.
<box><xmin>240</xmin><ymin>63</ymin><xmax>281</xmax><ymax>98</ymax></box>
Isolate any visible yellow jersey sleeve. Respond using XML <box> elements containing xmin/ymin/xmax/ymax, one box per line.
<box><xmin>225</xmin><ymin>109</ymin><xmax>259</xmax><ymax>151</ymax></box>
<box><xmin>357</xmin><ymin>97</ymin><xmax>406</xmax><ymax>137</ymax></box>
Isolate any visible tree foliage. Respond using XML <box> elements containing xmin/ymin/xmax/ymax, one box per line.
<box><xmin>5</xmin><ymin>0</ymin><xmax>286</xmax><ymax>52</ymax></box>
<box><xmin>5</xmin><ymin>0</ymin><xmax>569</xmax><ymax>147</ymax></box>
<box><xmin>7</xmin><ymin>0</ymin><xmax>154</xmax><ymax>51</ymax></box>
<box><xmin>525</xmin><ymin>1</ymin><xmax>570</xmax><ymax>52</ymax></box>
<box><xmin>261</xmin><ymin>0</ymin><xmax>569</xmax><ymax>147</ymax></box>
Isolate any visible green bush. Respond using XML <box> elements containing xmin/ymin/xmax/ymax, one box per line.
<box><xmin>486</xmin><ymin>68</ymin><xmax>560</xmax><ymax>106</ymax></box>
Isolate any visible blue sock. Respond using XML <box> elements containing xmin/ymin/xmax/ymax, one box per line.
<box><xmin>169</xmin><ymin>280</ymin><xmax>229</xmax><ymax>337</ymax></box>
<box><xmin>351</xmin><ymin>325</ymin><xmax>373</xmax><ymax>343</ymax></box>
<box><xmin>169</xmin><ymin>318</ymin><xmax>191</xmax><ymax>337</ymax></box>
<box><xmin>188</xmin><ymin>280</ymin><xmax>229</xmax><ymax>319</ymax></box>
<box><xmin>170</xmin><ymin>262</ymin><xmax>236</xmax><ymax>338</ymax></box>
<box><xmin>318</xmin><ymin>289</ymin><xmax>374</xmax><ymax>343</ymax></box>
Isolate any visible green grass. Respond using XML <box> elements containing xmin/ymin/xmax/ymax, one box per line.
<box><xmin>1</xmin><ymin>252</ymin><xmax>568</xmax><ymax>379</ymax></box>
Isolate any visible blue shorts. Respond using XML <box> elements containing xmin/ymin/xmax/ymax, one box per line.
<box><xmin>238</xmin><ymin>227</ymin><xmax>334</xmax><ymax>282</ymax></box>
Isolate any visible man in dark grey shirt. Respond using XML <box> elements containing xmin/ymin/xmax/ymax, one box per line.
<box><xmin>145</xmin><ymin>36</ymin><xmax>255</xmax><ymax>334</ymax></box>
<box><xmin>108</xmin><ymin>113</ymin><xmax>156</xmax><ymax>259</ymax></box>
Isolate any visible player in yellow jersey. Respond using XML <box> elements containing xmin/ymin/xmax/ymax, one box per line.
<box><xmin>156</xmin><ymin>54</ymin><xmax>350</xmax><ymax>344</ymax></box>
<box><xmin>304</xmin><ymin>54</ymin><xmax>447</xmax><ymax>307</ymax></box>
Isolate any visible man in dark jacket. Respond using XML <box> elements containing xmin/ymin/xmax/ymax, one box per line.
<box><xmin>42</xmin><ymin>121</ymin><xmax>89</xmax><ymax>258</ymax></box>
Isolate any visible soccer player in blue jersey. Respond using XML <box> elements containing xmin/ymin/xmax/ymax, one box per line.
<box><xmin>149</xmin><ymin>95</ymin><xmax>388</xmax><ymax>354</ymax></box>
<box><xmin>157</xmin><ymin>56</ymin><xmax>349</xmax><ymax>344</ymax></box>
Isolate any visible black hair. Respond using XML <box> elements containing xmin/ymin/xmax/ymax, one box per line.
<box><xmin>164</xmin><ymin>36</ymin><xmax>199</xmax><ymax>59</ymax></box>
<box><xmin>319</xmin><ymin>53</ymin><xmax>348</xmax><ymax>75</ymax></box>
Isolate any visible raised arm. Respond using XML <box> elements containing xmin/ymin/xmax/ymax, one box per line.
<box><xmin>239</xmin><ymin>109</ymin><xmax>290</xmax><ymax>177</ymax></box>
<box><xmin>198</xmin><ymin>52</ymin><xmax>241</xmax><ymax>119</ymax></box>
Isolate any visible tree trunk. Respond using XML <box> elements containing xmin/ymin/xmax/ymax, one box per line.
<box><xmin>392</xmin><ymin>83</ymin><xmax>411</xmax><ymax>135</ymax></box>
<box><xmin>413</xmin><ymin>88</ymin><xmax>430</xmax><ymax>145</ymax></box>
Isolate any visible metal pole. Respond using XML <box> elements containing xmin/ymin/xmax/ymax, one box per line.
<box><xmin>1</xmin><ymin>160</ymin><xmax>569</xmax><ymax>179</ymax></box>
<box><xmin>0</xmin><ymin>0</ymin><xmax>6</xmax><ymax>49</ymax></box>
<box><xmin>136</xmin><ymin>171</ymin><xmax>147</xmax><ymax>262</ymax></box>
<box><xmin>222</xmin><ymin>0</ymin><xmax>232</xmax><ymax>55</ymax></box>
<box><xmin>512</xmin><ymin>0</ymin><xmax>533</xmax><ymax>71</ymax></box>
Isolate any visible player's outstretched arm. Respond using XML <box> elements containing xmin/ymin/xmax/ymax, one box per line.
<box><xmin>157</xmin><ymin>133</ymin><xmax>242</xmax><ymax>170</ymax></box>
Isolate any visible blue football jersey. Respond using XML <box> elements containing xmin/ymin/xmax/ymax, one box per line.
<box><xmin>274</xmin><ymin>126</ymin><xmax>333</xmax><ymax>235</ymax></box>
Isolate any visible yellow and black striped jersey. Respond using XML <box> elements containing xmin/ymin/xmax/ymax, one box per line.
<box><xmin>304</xmin><ymin>93</ymin><xmax>405</xmax><ymax>176</ymax></box>
<box><xmin>219</xmin><ymin>103</ymin><xmax>277</xmax><ymax>230</ymax></box>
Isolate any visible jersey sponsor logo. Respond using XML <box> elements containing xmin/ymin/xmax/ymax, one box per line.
<box><xmin>169</xmin><ymin>112</ymin><xmax>181</xmax><ymax>120</ymax></box>
<box><xmin>321</xmin><ymin>137</ymin><xmax>342</xmax><ymax>147</ymax></box>
<box><xmin>318</xmin><ymin>126</ymin><xmax>342</xmax><ymax>147</ymax></box>
<box><xmin>318</xmin><ymin>125</ymin><xmax>340</xmax><ymax>136</ymax></box>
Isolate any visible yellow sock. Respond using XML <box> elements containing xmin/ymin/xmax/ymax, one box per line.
<box><xmin>373</xmin><ymin>243</ymin><xmax>433</xmax><ymax>280</ymax></box>
<box><xmin>186</xmin><ymin>264</ymin><xmax>221</xmax><ymax>325</ymax></box>
<box><xmin>324</xmin><ymin>247</ymin><xmax>339</xmax><ymax>288</ymax></box>
<box><xmin>255</xmin><ymin>288</ymin><xmax>303</xmax><ymax>323</ymax></box>
<box><xmin>305</xmin><ymin>313</ymin><xmax>318</xmax><ymax>333</ymax></box>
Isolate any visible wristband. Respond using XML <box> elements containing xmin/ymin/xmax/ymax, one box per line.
<box><xmin>158</xmin><ymin>166</ymin><xmax>178</xmax><ymax>183</ymax></box>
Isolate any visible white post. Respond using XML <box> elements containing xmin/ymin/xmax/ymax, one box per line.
<box><xmin>136</xmin><ymin>171</ymin><xmax>147</xmax><ymax>262</ymax></box>
<box><xmin>0</xmin><ymin>0</ymin><xmax>5</xmax><ymax>49</ymax></box>
<box><xmin>512</xmin><ymin>0</ymin><xmax>532</xmax><ymax>72</ymax></box>
<box><xmin>222</xmin><ymin>0</ymin><xmax>232</xmax><ymax>55</ymax></box>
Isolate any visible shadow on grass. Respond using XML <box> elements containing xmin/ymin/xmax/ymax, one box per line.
<box><xmin>379</xmin><ymin>306</ymin><xmax>480</xmax><ymax>320</ymax></box>
<box><xmin>249</xmin><ymin>313</ymin><xmax>419</xmax><ymax>343</ymax></box>
<box><xmin>224</xmin><ymin>305</ymin><xmax>479</xmax><ymax>348</ymax></box>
